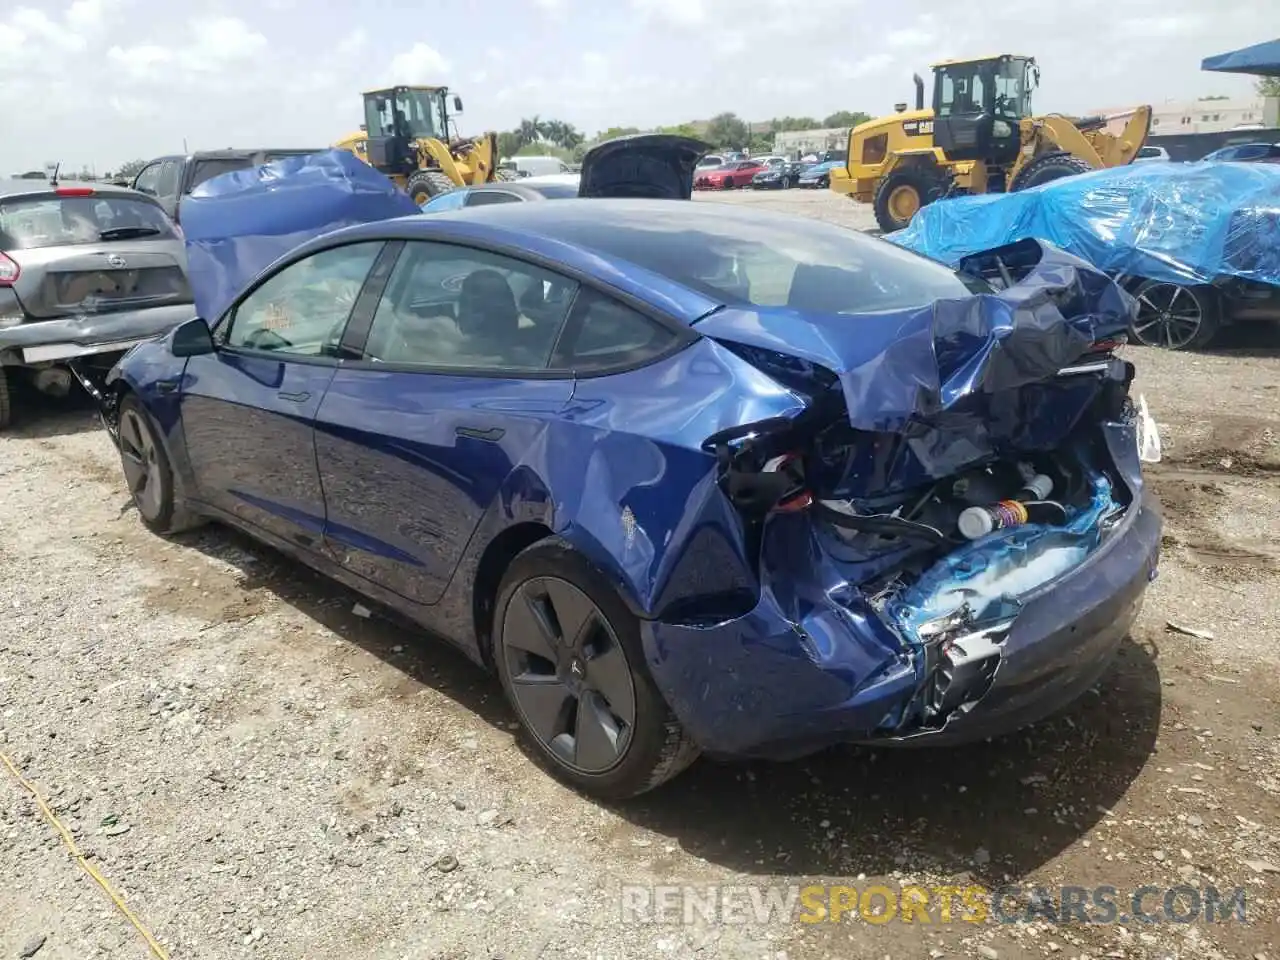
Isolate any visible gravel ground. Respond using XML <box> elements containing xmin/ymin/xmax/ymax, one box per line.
<box><xmin>2</xmin><ymin>188</ymin><xmax>1279</xmax><ymax>960</ymax></box>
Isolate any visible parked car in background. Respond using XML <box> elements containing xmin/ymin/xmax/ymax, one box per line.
<box><xmin>797</xmin><ymin>160</ymin><xmax>841</xmax><ymax>188</ymax></box>
<box><xmin>1200</xmin><ymin>142</ymin><xmax>1280</xmax><ymax>163</ymax></box>
<box><xmin>0</xmin><ymin>178</ymin><xmax>193</xmax><ymax>427</ymax></box>
<box><xmin>890</xmin><ymin>160</ymin><xmax>1280</xmax><ymax>350</ymax></box>
<box><xmin>499</xmin><ymin>156</ymin><xmax>575</xmax><ymax>178</ymax></box>
<box><xmin>695</xmin><ymin>155</ymin><xmax>726</xmax><ymax>171</ymax></box>
<box><xmin>750</xmin><ymin>158</ymin><xmax>796</xmax><ymax>189</ymax></box>
<box><xmin>131</xmin><ymin>148</ymin><xmax>323</xmax><ymax>223</ymax></box>
<box><xmin>420</xmin><ymin>177</ymin><xmax>580</xmax><ymax>211</ymax></box>
<box><xmin>694</xmin><ymin>160</ymin><xmax>766</xmax><ymax>190</ymax></box>
<box><xmin>1134</xmin><ymin>145</ymin><xmax>1171</xmax><ymax>163</ymax></box>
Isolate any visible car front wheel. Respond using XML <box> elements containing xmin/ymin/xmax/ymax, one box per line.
<box><xmin>494</xmin><ymin>539</ymin><xmax>699</xmax><ymax>799</ymax></box>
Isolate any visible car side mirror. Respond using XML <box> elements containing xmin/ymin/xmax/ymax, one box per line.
<box><xmin>453</xmin><ymin>95</ymin><xmax>464</xmax><ymax>112</ymax></box>
<box><xmin>171</xmin><ymin>317</ymin><xmax>215</xmax><ymax>357</ymax></box>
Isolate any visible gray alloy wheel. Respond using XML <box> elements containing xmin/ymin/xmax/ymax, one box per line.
<box><xmin>118</xmin><ymin>406</ymin><xmax>165</xmax><ymax>523</ymax></box>
<box><xmin>1130</xmin><ymin>281</ymin><xmax>1216</xmax><ymax>350</ymax></box>
<box><xmin>500</xmin><ymin>576</ymin><xmax>637</xmax><ymax>774</ymax></box>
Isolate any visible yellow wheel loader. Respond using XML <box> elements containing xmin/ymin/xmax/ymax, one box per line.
<box><xmin>831</xmin><ymin>55</ymin><xmax>1152</xmax><ymax>233</ymax></box>
<box><xmin>333</xmin><ymin>85</ymin><xmax>516</xmax><ymax>206</ymax></box>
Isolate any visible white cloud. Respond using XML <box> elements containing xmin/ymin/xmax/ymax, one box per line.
<box><xmin>387</xmin><ymin>42</ymin><xmax>451</xmax><ymax>83</ymax></box>
<box><xmin>630</xmin><ymin>0</ymin><xmax>706</xmax><ymax>27</ymax></box>
<box><xmin>0</xmin><ymin>0</ymin><xmax>1271</xmax><ymax>176</ymax></box>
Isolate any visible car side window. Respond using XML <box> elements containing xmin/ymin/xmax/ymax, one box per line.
<box><xmin>155</xmin><ymin>160</ymin><xmax>181</xmax><ymax>202</ymax></box>
<box><xmin>133</xmin><ymin>162</ymin><xmax>162</xmax><ymax>196</ymax></box>
<box><xmin>223</xmin><ymin>241</ymin><xmax>385</xmax><ymax>357</ymax></box>
<box><xmin>552</xmin><ymin>287</ymin><xmax>678</xmax><ymax>373</ymax></box>
<box><xmin>464</xmin><ymin>190</ymin><xmax>521</xmax><ymax>206</ymax></box>
<box><xmin>421</xmin><ymin>190</ymin><xmax>468</xmax><ymax>213</ymax></box>
<box><xmin>363</xmin><ymin>241</ymin><xmax>577</xmax><ymax>371</ymax></box>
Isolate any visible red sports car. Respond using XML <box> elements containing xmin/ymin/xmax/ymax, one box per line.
<box><xmin>694</xmin><ymin>160</ymin><xmax>766</xmax><ymax>190</ymax></box>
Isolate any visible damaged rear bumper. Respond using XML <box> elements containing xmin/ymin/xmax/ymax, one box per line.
<box><xmin>0</xmin><ymin>304</ymin><xmax>194</xmax><ymax>365</ymax></box>
<box><xmin>642</xmin><ymin>490</ymin><xmax>1161</xmax><ymax>760</ymax></box>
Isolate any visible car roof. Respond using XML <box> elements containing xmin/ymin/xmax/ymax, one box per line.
<box><xmin>321</xmin><ymin>198</ymin><xmax>893</xmax><ymax>324</ymax></box>
<box><xmin>0</xmin><ymin>178</ymin><xmax>147</xmax><ymax>200</ymax></box>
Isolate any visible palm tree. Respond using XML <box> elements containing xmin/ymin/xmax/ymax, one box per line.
<box><xmin>559</xmin><ymin>123</ymin><xmax>584</xmax><ymax>151</ymax></box>
<box><xmin>542</xmin><ymin>119</ymin><xmax>566</xmax><ymax>147</ymax></box>
<box><xmin>517</xmin><ymin>116</ymin><xmax>545</xmax><ymax>149</ymax></box>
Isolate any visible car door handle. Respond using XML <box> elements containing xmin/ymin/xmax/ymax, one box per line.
<box><xmin>277</xmin><ymin>390</ymin><xmax>311</xmax><ymax>403</ymax></box>
<box><xmin>456</xmin><ymin>426</ymin><xmax>505</xmax><ymax>442</ymax></box>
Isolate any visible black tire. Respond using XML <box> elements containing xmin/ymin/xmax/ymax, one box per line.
<box><xmin>1128</xmin><ymin>279</ymin><xmax>1221</xmax><ymax>350</ymax></box>
<box><xmin>493</xmin><ymin>538</ymin><xmax>699</xmax><ymax>799</ymax></box>
<box><xmin>1010</xmin><ymin>151</ymin><xmax>1093</xmax><ymax>191</ymax></box>
<box><xmin>817</xmin><ymin>175</ymin><xmax>829</xmax><ymax>188</ymax></box>
<box><xmin>116</xmin><ymin>394</ymin><xmax>203</xmax><ymax>535</ymax></box>
<box><xmin>405</xmin><ymin>169</ymin><xmax>459</xmax><ymax>206</ymax></box>
<box><xmin>873</xmin><ymin>167</ymin><xmax>945</xmax><ymax>233</ymax></box>
<box><xmin>0</xmin><ymin>366</ymin><xmax>10</xmax><ymax>430</ymax></box>
<box><xmin>722</xmin><ymin>177</ymin><xmax>735</xmax><ymax>189</ymax></box>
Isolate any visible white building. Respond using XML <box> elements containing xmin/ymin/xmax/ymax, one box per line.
<box><xmin>772</xmin><ymin>127</ymin><xmax>850</xmax><ymax>159</ymax></box>
<box><xmin>1088</xmin><ymin>97</ymin><xmax>1274</xmax><ymax>136</ymax></box>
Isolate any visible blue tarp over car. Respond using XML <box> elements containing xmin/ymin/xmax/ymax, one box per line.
<box><xmin>887</xmin><ymin>162</ymin><xmax>1280</xmax><ymax>291</ymax></box>
<box><xmin>179</xmin><ymin>149</ymin><xmax>420</xmax><ymax>322</ymax></box>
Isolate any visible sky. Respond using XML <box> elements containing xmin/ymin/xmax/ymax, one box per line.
<box><xmin>0</xmin><ymin>0</ymin><xmax>1275</xmax><ymax>174</ymax></box>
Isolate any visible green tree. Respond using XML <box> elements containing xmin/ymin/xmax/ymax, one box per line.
<box><xmin>517</xmin><ymin>116</ymin><xmax>545</xmax><ymax>148</ymax></box>
<box><xmin>114</xmin><ymin>158</ymin><xmax>148</xmax><ymax>178</ymax></box>
<box><xmin>656</xmin><ymin>122</ymin><xmax>702</xmax><ymax>139</ymax></box>
<box><xmin>496</xmin><ymin>130</ymin><xmax>523</xmax><ymax>159</ymax></box>
<box><xmin>1258</xmin><ymin>77</ymin><xmax>1280</xmax><ymax>98</ymax></box>
<box><xmin>559</xmin><ymin>124</ymin><xmax>585</xmax><ymax>151</ymax></box>
<box><xmin>598</xmin><ymin>126</ymin><xmax>642</xmax><ymax>141</ymax></box>
<box><xmin>706</xmin><ymin>112</ymin><xmax>750</xmax><ymax>149</ymax></box>
<box><xmin>770</xmin><ymin>116</ymin><xmax>821</xmax><ymax>132</ymax></box>
<box><xmin>822</xmin><ymin>110</ymin><xmax>872</xmax><ymax>128</ymax></box>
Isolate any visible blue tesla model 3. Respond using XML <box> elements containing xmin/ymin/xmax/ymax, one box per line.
<box><xmin>101</xmin><ymin>140</ymin><xmax>1161</xmax><ymax>798</ymax></box>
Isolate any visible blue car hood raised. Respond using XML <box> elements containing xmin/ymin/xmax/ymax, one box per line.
<box><xmin>179</xmin><ymin>149</ymin><xmax>420</xmax><ymax>322</ymax></box>
<box><xmin>696</xmin><ymin>241</ymin><xmax>1134</xmax><ymax>494</ymax></box>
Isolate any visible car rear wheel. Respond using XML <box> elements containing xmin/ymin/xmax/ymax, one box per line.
<box><xmin>116</xmin><ymin>395</ymin><xmax>202</xmax><ymax>535</ymax></box>
<box><xmin>494</xmin><ymin>539</ymin><xmax>699</xmax><ymax>799</ymax></box>
<box><xmin>722</xmin><ymin>177</ymin><xmax>735</xmax><ymax>189</ymax></box>
<box><xmin>1128</xmin><ymin>280</ymin><xmax>1221</xmax><ymax>350</ymax></box>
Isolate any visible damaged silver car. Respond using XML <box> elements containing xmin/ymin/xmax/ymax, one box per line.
<box><xmin>0</xmin><ymin>179</ymin><xmax>194</xmax><ymax>427</ymax></box>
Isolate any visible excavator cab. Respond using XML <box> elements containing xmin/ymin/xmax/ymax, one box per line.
<box><xmin>362</xmin><ymin>86</ymin><xmax>459</xmax><ymax>176</ymax></box>
<box><xmin>931</xmin><ymin>55</ymin><xmax>1038</xmax><ymax>164</ymax></box>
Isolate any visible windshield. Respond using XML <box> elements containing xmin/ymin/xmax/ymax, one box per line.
<box><xmin>365</xmin><ymin>88</ymin><xmax>445</xmax><ymax>140</ymax></box>
<box><xmin>529</xmin><ymin>203</ymin><xmax>988</xmax><ymax>313</ymax></box>
<box><xmin>0</xmin><ymin>194</ymin><xmax>176</xmax><ymax>250</ymax></box>
<box><xmin>993</xmin><ymin>58</ymin><xmax>1032</xmax><ymax>119</ymax></box>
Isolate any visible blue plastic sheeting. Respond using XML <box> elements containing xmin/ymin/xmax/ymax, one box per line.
<box><xmin>1202</xmin><ymin>39</ymin><xmax>1280</xmax><ymax>77</ymax></box>
<box><xmin>180</xmin><ymin>149</ymin><xmax>420</xmax><ymax>322</ymax></box>
<box><xmin>888</xmin><ymin>161</ymin><xmax>1280</xmax><ymax>290</ymax></box>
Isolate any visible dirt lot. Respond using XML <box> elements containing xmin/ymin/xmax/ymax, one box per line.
<box><xmin>2</xmin><ymin>188</ymin><xmax>1279</xmax><ymax>960</ymax></box>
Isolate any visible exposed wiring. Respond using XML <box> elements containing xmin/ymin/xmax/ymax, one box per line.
<box><xmin>0</xmin><ymin>750</ymin><xmax>170</xmax><ymax>960</ymax></box>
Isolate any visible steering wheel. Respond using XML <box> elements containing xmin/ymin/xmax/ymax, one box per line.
<box><xmin>243</xmin><ymin>327</ymin><xmax>294</xmax><ymax>351</ymax></box>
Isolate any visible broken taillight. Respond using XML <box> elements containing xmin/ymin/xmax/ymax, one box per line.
<box><xmin>0</xmin><ymin>252</ymin><xmax>19</xmax><ymax>286</ymax></box>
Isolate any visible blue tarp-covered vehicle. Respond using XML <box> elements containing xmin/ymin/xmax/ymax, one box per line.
<box><xmin>889</xmin><ymin>162</ymin><xmax>1280</xmax><ymax>349</ymax></box>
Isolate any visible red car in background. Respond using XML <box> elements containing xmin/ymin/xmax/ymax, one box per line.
<box><xmin>695</xmin><ymin>160</ymin><xmax>766</xmax><ymax>190</ymax></box>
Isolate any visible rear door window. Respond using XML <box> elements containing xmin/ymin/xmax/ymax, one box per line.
<box><xmin>0</xmin><ymin>194</ymin><xmax>176</xmax><ymax>251</ymax></box>
<box><xmin>188</xmin><ymin>157</ymin><xmax>255</xmax><ymax>192</ymax></box>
